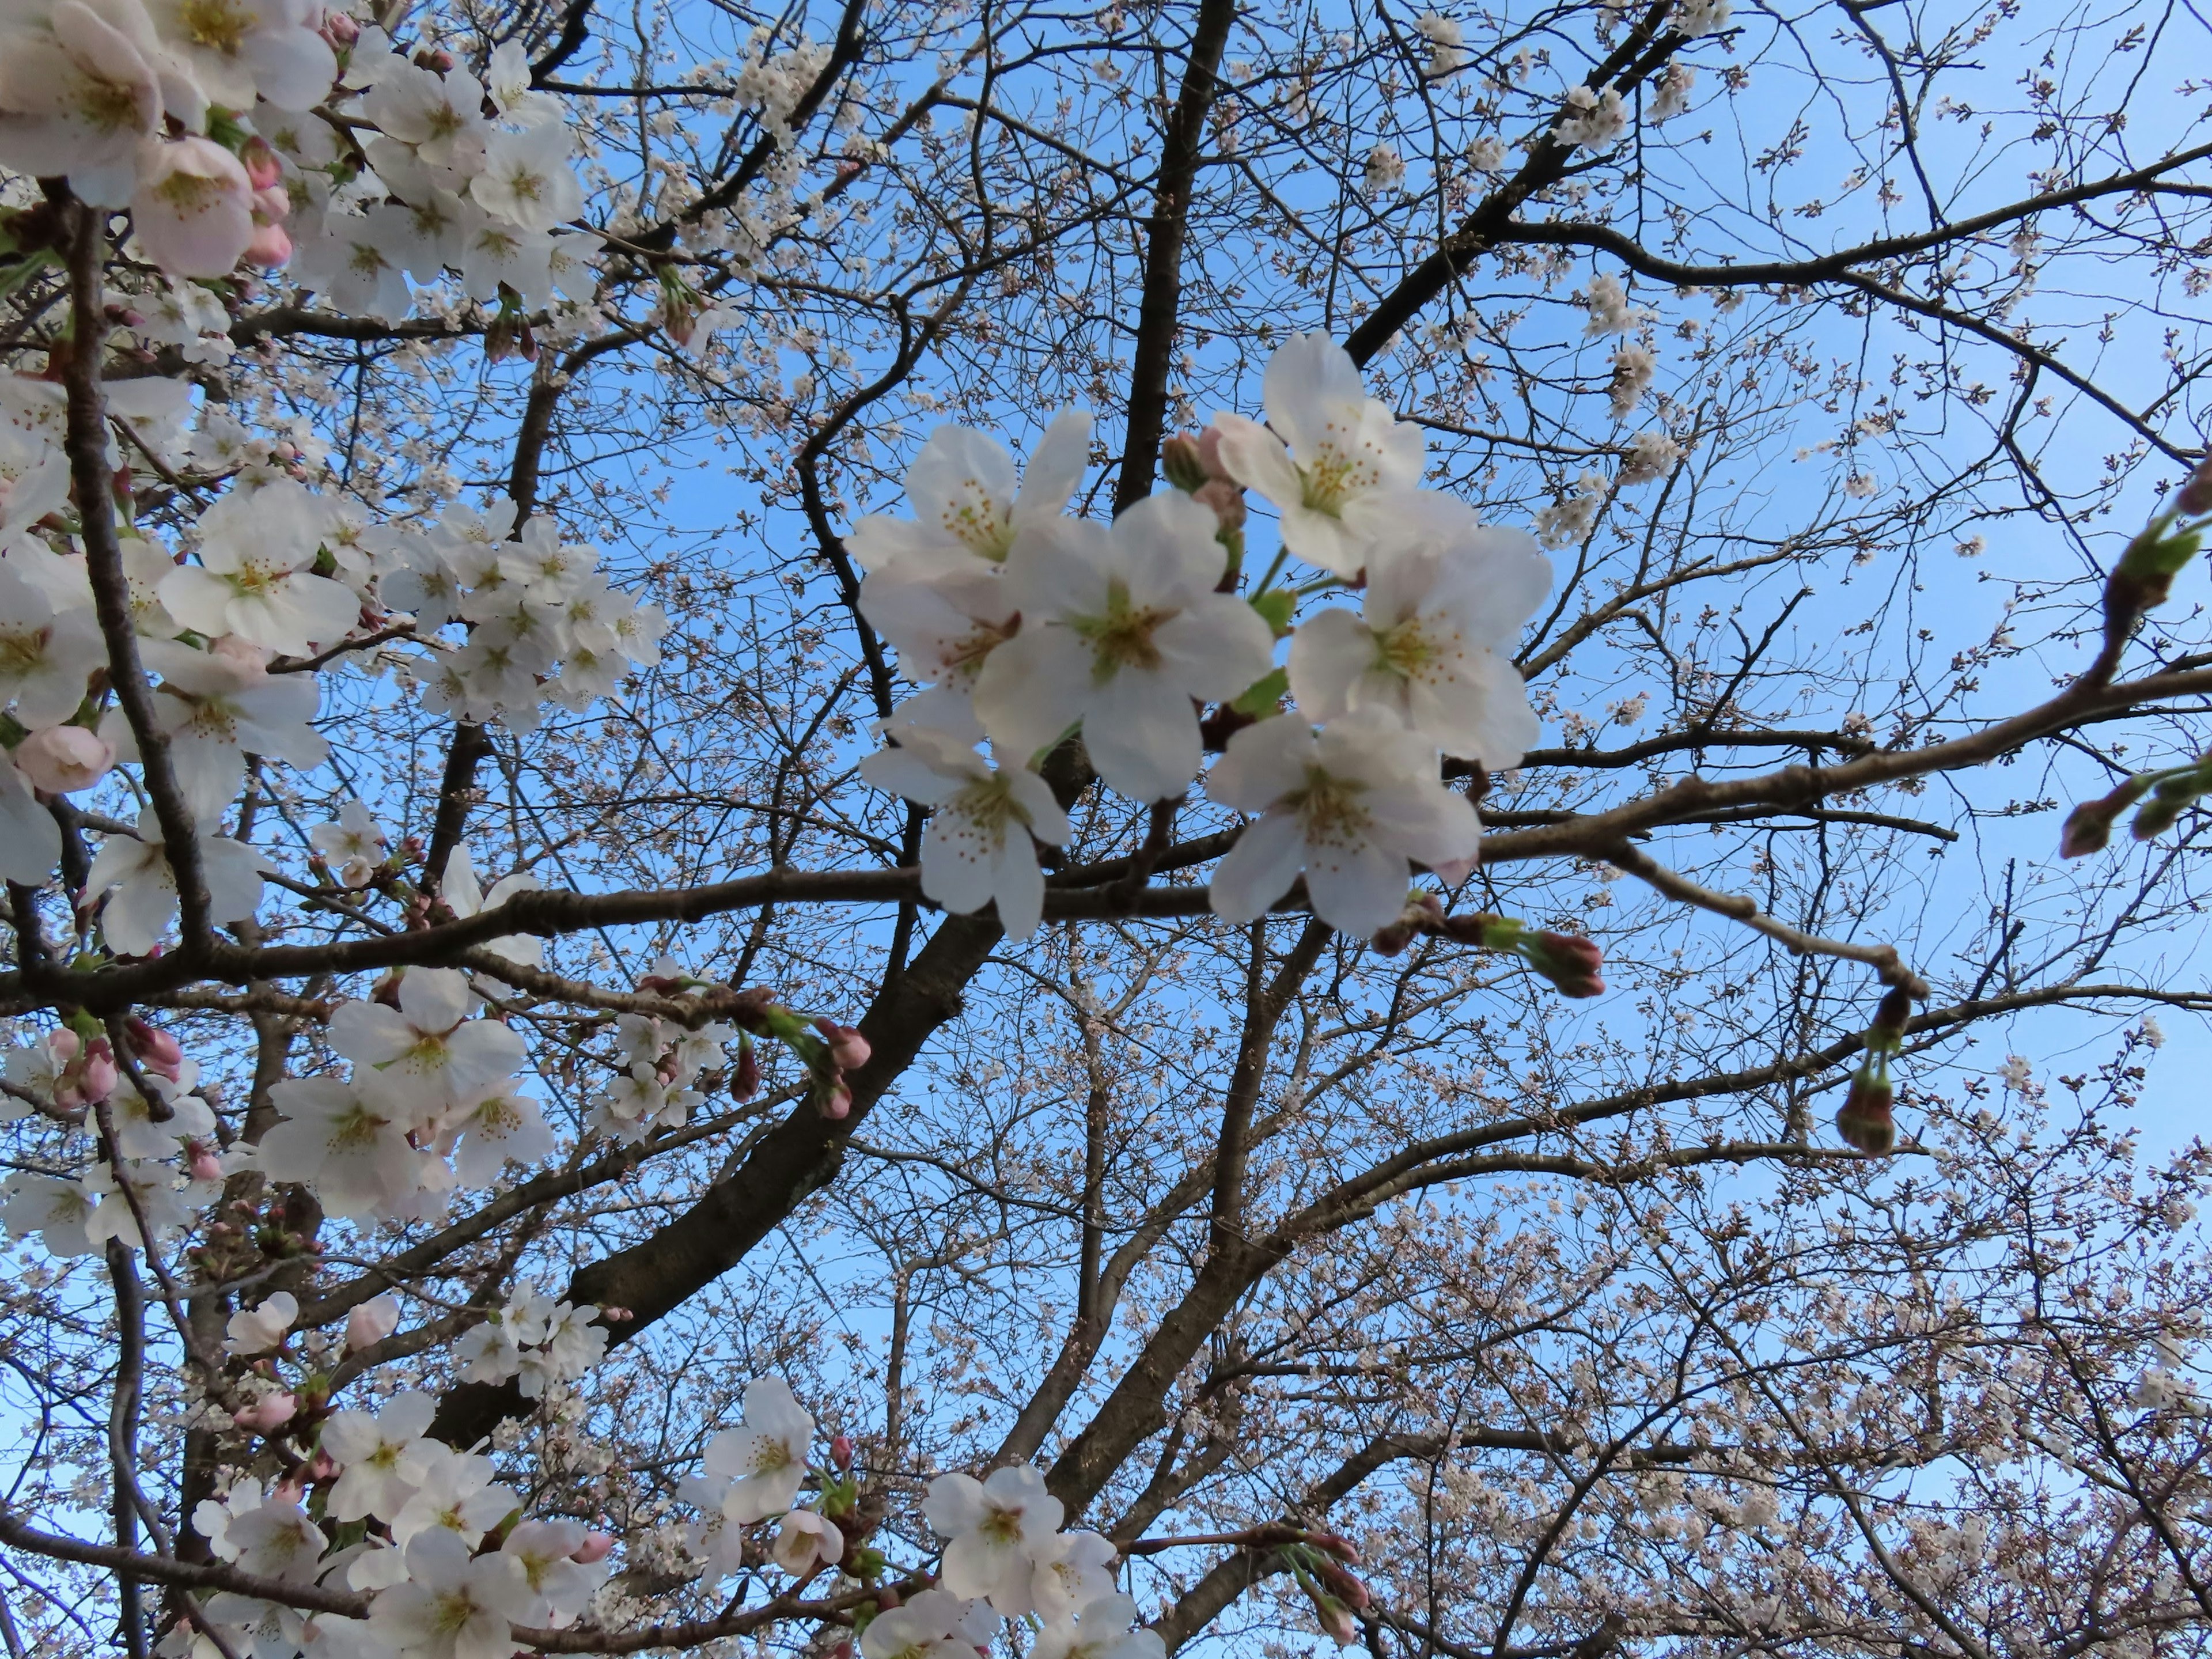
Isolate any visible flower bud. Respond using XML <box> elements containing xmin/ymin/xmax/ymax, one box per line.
<box><xmin>240</xmin><ymin>138</ymin><xmax>283</xmax><ymax>192</ymax></box>
<box><xmin>320</xmin><ymin>9</ymin><xmax>358</xmax><ymax>46</ymax></box>
<box><xmin>1195</xmin><ymin>425</ymin><xmax>1232</xmax><ymax>480</ymax></box>
<box><xmin>1870</xmin><ymin>987</ymin><xmax>1912</xmax><ymax>1046</ymax></box>
<box><xmin>733</xmin><ymin>1037</ymin><xmax>761</xmax><ymax>1100</ymax></box>
<box><xmin>126</xmin><ymin>1016</ymin><xmax>185</xmax><ymax>1081</ymax></box>
<box><xmin>15</xmin><ymin>725</ymin><xmax>114</xmax><ymax>793</ymax></box>
<box><xmin>813</xmin><ymin>1018</ymin><xmax>872</xmax><ymax>1071</ymax></box>
<box><xmin>2060</xmin><ymin>794</ymin><xmax>2124</xmax><ymax>858</ymax></box>
<box><xmin>831</xmin><ymin>1433</ymin><xmax>855</xmax><ymax>1469</ymax></box>
<box><xmin>1836</xmin><ymin>1069</ymin><xmax>1896</xmax><ymax>1156</ymax></box>
<box><xmin>1312</xmin><ymin>1593</ymin><xmax>1357</xmax><ymax>1647</ymax></box>
<box><xmin>2177</xmin><ymin>457</ymin><xmax>2212</xmax><ymax>518</ymax></box>
<box><xmin>186</xmin><ymin>1141</ymin><xmax>224</xmax><ymax>1184</ymax></box>
<box><xmin>1193</xmin><ymin>476</ymin><xmax>1247</xmax><ymax>531</ymax></box>
<box><xmin>306</xmin><ymin>1448</ymin><xmax>338</xmax><ymax>1483</ymax></box>
<box><xmin>243</xmin><ymin>220</ymin><xmax>294</xmax><ymax>269</ymax></box>
<box><xmin>573</xmin><ymin>1531</ymin><xmax>616</xmax><ymax>1564</ymax></box>
<box><xmin>1161</xmin><ymin>435</ymin><xmax>1209</xmax><ymax>494</ymax></box>
<box><xmin>346</xmin><ymin>1292</ymin><xmax>402</xmax><ymax>1353</ymax></box>
<box><xmin>1526</xmin><ymin>930</ymin><xmax>1605</xmax><ymax>998</ymax></box>
<box><xmin>819</xmin><ymin>1081</ymin><xmax>853</xmax><ymax>1120</ymax></box>
<box><xmin>233</xmin><ymin>1391</ymin><xmax>298</xmax><ymax>1431</ymax></box>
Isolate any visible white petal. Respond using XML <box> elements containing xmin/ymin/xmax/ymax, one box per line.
<box><xmin>1206</xmin><ymin>715</ymin><xmax>1316</xmax><ymax>813</ymax></box>
<box><xmin>1209</xmin><ymin>810</ymin><xmax>1307</xmax><ymax>923</ymax></box>
<box><xmin>1304</xmin><ymin>832</ymin><xmax>1407</xmax><ymax>938</ymax></box>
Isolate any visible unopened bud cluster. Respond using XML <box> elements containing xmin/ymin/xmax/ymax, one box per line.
<box><xmin>2061</xmin><ymin>745</ymin><xmax>2212</xmax><ymax>858</ymax></box>
<box><xmin>1371</xmin><ymin>895</ymin><xmax>1605</xmax><ymax>998</ymax></box>
<box><xmin>1836</xmin><ymin>987</ymin><xmax>1912</xmax><ymax>1156</ymax></box>
<box><xmin>2100</xmin><ymin>456</ymin><xmax>2212</xmax><ymax>660</ymax></box>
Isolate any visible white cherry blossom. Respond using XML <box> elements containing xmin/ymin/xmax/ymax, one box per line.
<box><xmin>0</xmin><ymin>565</ymin><xmax>107</xmax><ymax>729</ymax></box>
<box><xmin>704</xmin><ymin>1376</ymin><xmax>815</xmax><ymax>1522</ymax></box>
<box><xmin>0</xmin><ymin>1172</ymin><xmax>96</xmax><ymax>1256</ymax></box>
<box><xmin>84</xmin><ymin>809</ymin><xmax>268</xmax><ymax>956</ymax></box>
<box><xmin>223</xmin><ymin>1289</ymin><xmax>297</xmax><ymax>1355</ymax></box>
<box><xmin>1286</xmin><ymin>500</ymin><xmax>1547</xmax><ymax>765</ymax></box>
<box><xmin>973</xmin><ymin>492</ymin><xmax>1274</xmax><ymax>798</ymax></box>
<box><xmin>132</xmin><ymin>136</ymin><xmax>258</xmax><ymax>279</ymax></box>
<box><xmin>369</xmin><ymin>1528</ymin><xmax>535</xmax><ymax>1659</ymax></box>
<box><xmin>1033</xmin><ymin>1529</ymin><xmax>1119</xmax><ymax>1622</ymax></box>
<box><xmin>503</xmin><ymin>1519</ymin><xmax>607</xmax><ymax>1626</ymax></box>
<box><xmin>859</xmin><ymin>1590</ymin><xmax>995</xmax><ymax>1659</ymax></box>
<box><xmin>771</xmin><ymin>1508</ymin><xmax>845</xmax><ymax>1576</ymax></box>
<box><xmin>859</xmin><ymin>698</ymin><xmax>1070</xmax><ymax>940</ymax></box>
<box><xmin>471</xmin><ymin>124</ymin><xmax>584</xmax><ymax>233</ymax></box>
<box><xmin>1206</xmin><ymin>708</ymin><xmax>1482</xmax><ymax>937</ymax></box>
<box><xmin>363</xmin><ymin>62</ymin><xmax>491</xmax><ymax>176</ymax></box>
<box><xmin>925</xmin><ymin>1464</ymin><xmax>1065</xmax><ymax>1615</ymax></box>
<box><xmin>849</xmin><ymin>409</ymin><xmax>1091</xmax><ymax>572</ymax></box>
<box><xmin>148</xmin><ymin>0</ymin><xmax>334</xmax><ymax>111</ymax></box>
<box><xmin>1211</xmin><ymin>332</ymin><xmax>1425</xmax><ymax>577</ymax></box>
<box><xmin>0</xmin><ymin>0</ymin><xmax>171</xmax><ymax>206</ymax></box>
<box><xmin>311</xmin><ymin>799</ymin><xmax>388</xmax><ymax>887</ymax></box>
<box><xmin>1034</xmin><ymin>1594</ymin><xmax>1166</xmax><ymax>1659</ymax></box>
<box><xmin>327</xmin><ymin>967</ymin><xmax>527</xmax><ymax>1111</ymax></box>
<box><xmin>260</xmin><ymin>1075</ymin><xmax>422</xmax><ymax>1219</ymax></box>
<box><xmin>388</xmin><ymin>1448</ymin><xmax>521</xmax><ymax>1548</ymax></box>
<box><xmin>161</xmin><ymin>481</ymin><xmax>358</xmax><ymax>654</ymax></box>
<box><xmin>323</xmin><ymin>1391</ymin><xmax>440</xmax><ymax>1522</ymax></box>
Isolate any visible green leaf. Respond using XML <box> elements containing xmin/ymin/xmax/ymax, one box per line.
<box><xmin>1231</xmin><ymin>666</ymin><xmax>1289</xmax><ymax>716</ymax></box>
<box><xmin>1249</xmin><ymin>589</ymin><xmax>1295</xmax><ymax>635</ymax></box>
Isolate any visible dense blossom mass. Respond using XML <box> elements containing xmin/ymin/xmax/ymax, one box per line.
<box><xmin>0</xmin><ymin>1</ymin><xmax>2207</xmax><ymax>1658</ymax></box>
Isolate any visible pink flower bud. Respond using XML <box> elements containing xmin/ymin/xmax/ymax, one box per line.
<box><xmin>241</xmin><ymin>138</ymin><xmax>283</xmax><ymax>192</ymax></box>
<box><xmin>75</xmin><ymin>1044</ymin><xmax>118</xmax><ymax>1107</ymax></box>
<box><xmin>1836</xmin><ymin>1070</ymin><xmax>1897</xmax><ymax>1156</ymax></box>
<box><xmin>252</xmin><ymin>184</ymin><xmax>292</xmax><ymax>224</ymax></box>
<box><xmin>320</xmin><ymin>9</ymin><xmax>358</xmax><ymax>46</ymax></box>
<box><xmin>232</xmin><ymin>1392</ymin><xmax>298</xmax><ymax>1431</ymax></box>
<box><xmin>126</xmin><ymin>1016</ymin><xmax>185</xmax><ymax>1081</ymax></box>
<box><xmin>1313</xmin><ymin>1594</ymin><xmax>1357</xmax><ymax>1647</ymax></box>
<box><xmin>15</xmin><ymin>725</ymin><xmax>114</xmax><ymax>794</ymax></box>
<box><xmin>1194</xmin><ymin>476</ymin><xmax>1247</xmax><ymax>531</ymax></box>
<box><xmin>243</xmin><ymin>221</ymin><xmax>294</xmax><ymax>268</ymax></box>
<box><xmin>186</xmin><ymin>1142</ymin><xmax>224</xmax><ymax>1184</ymax></box>
<box><xmin>830</xmin><ymin>1433</ymin><xmax>855</xmax><ymax>1469</ymax></box>
<box><xmin>733</xmin><ymin>1038</ymin><xmax>761</xmax><ymax>1099</ymax></box>
<box><xmin>346</xmin><ymin>1292</ymin><xmax>402</xmax><ymax>1352</ymax></box>
<box><xmin>830</xmin><ymin>1026</ymin><xmax>870</xmax><ymax>1071</ymax></box>
<box><xmin>307</xmin><ymin>1449</ymin><xmax>338</xmax><ymax>1482</ymax></box>
<box><xmin>573</xmin><ymin>1531</ymin><xmax>616</xmax><ymax>1564</ymax></box>
<box><xmin>1195</xmin><ymin>425</ymin><xmax>1232</xmax><ymax>480</ymax></box>
<box><xmin>819</xmin><ymin>1081</ymin><xmax>852</xmax><ymax>1120</ymax></box>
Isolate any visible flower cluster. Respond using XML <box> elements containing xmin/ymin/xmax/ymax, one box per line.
<box><xmin>173</xmin><ymin>1384</ymin><xmax>615</xmax><ymax>1659</ymax></box>
<box><xmin>454</xmin><ymin>1281</ymin><xmax>610</xmax><ymax>1400</ymax></box>
<box><xmin>856</xmin><ymin>334</ymin><xmax>1548</xmax><ymax>939</ymax></box>
<box><xmin>586</xmin><ymin>1005</ymin><xmax>737</xmax><ymax>1146</ymax></box>
<box><xmin>676</xmin><ymin>1377</ymin><xmax>1165</xmax><ymax>1659</ymax></box>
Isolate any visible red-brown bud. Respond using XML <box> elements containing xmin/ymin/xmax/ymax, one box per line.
<box><xmin>1836</xmin><ymin>1070</ymin><xmax>1896</xmax><ymax>1155</ymax></box>
<box><xmin>2177</xmin><ymin>456</ymin><xmax>2212</xmax><ymax>518</ymax></box>
<box><xmin>733</xmin><ymin>1037</ymin><xmax>761</xmax><ymax>1100</ymax></box>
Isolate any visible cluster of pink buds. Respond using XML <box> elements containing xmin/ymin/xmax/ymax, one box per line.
<box><xmin>239</xmin><ymin>137</ymin><xmax>294</xmax><ymax>268</ymax></box>
<box><xmin>1285</xmin><ymin>1534</ymin><xmax>1369</xmax><ymax>1647</ymax></box>
<box><xmin>44</xmin><ymin>1028</ymin><xmax>119</xmax><ymax>1112</ymax></box>
<box><xmin>123</xmin><ymin>1016</ymin><xmax>185</xmax><ymax>1081</ymax></box>
<box><xmin>715</xmin><ymin>987</ymin><xmax>874</xmax><ymax>1119</ymax></box>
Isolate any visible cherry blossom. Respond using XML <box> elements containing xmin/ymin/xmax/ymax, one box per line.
<box><xmin>161</xmin><ymin>480</ymin><xmax>358</xmax><ymax>654</ymax></box>
<box><xmin>1035</xmin><ymin>1594</ymin><xmax>1166</xmax><ymax>1659</ymax></box>
<box><xmin>0</xmin><ymin>564</ymin><xmax>107</xmax><ymax>729</ymax></box>
<box><xmin>147</xmin><ymin>0</ymin><xmax>333</xmax><ymax>111</ymax></box>
<box><xmin>368</xmin><ymin>1529</ymin><xmax>535</xmax><ymax>1659</ymax></box>
<box><xmin>363</xmin><ymin>62</ymin><xmax>491</xmax><ymax>176</ymax></box>
<box><xmin>323</xmin><ymin>1391</ymin><xmax>440</xmax><ymax>1522</ymax></box>
<box><xmin>859</xmin><ymin>699</ymin><xmax>1071</xmax><ymax>940</ymax></box>
<box><xmin>132</xmin><ymin>136</ymin><xmax>258</xmax><ymax>278</ymax></box>
<box><xmin>502</xmin><ymin>1519</ymin><xmax>608</xmax><ymax>1625</ymax></box>
<box><xmin>0</xmin><ymin>0</ymin><xmax>170</xmax><ymax>206</ymax></box>
<box><xmin>926</xmin><ymin>1464</ymin><xmax>1066</xmax><ymax>1615</ymax></box>
<box><xmin>259</xmin><ymin>1075</ymin><xmax>422</xmax><ymax>1220</ymax></box>
<box><xmin>388</xmin><ymin>1448</ymin><xmax>521</xmax><ymax>1548</ymax></box>
<box><xmin>1286</xmin><ymin>501</ymin><xmax>1548</xmax><ymax>764</ymax></box>
<box><xmin>704</xmin><ymin>1375</ymin><xmax>815</xmax><ymax>1522</ymax></box>
<box><xmin>14</xmin><ymin>723</ymin><xmax>113</xmax><ymax>793</ymax></box>
<box><xmin>471</xmin><ymin>124</ymin><xmax>584</xmax><ymax>233</ymax></box>
<box><xmin>0</xmin><ymin>1172</ymin><xmax>96</xmax><ymax>1256</ymax></box>
<box><xmin>1557</xmin><ymin>85</ymin><xmax>1627</xmax><ymax>152</ymax></box>
<box><xmin>770</xmin><ymin>1507</ymin><xmax>845</xmax><ymax>1575</ymax></box>
<box><xmin>849</xmin><ymin>408</ymin><xmax>1092</xmax><ymax>571</ymax></box>
<box><xmin>1033</xmin><ymin>1528</ymin><xmax>1120</xmax><ymax>1621</ymax></box>
<box><xmin>327</xmin><ymin>967</ymin><xmax>527</xmax><ymax>1111</ymax></box>
<box><xmin>222</xmin><ymin>1289</ymin><xmax>297</xmax><ymax>1355</ymax></box>
<box><xmin>1206</xmin><ymin>708</ymin><xmax>1482</xmax><ymax>937</ymax></box>
<box><xmin>1211</xmin><ymin>332</ymin><xmax>1426</xmax><ymax>577</ymax></box>
<box><xmin>972</xmin><ymin>492</ymin><xmax>1274</xmax><ymax>798</ymax></box>
<box><xmin>84</xmin><ymin>809</ymin><xmax>269</xmax><ymax>956</ymax></box>
<box><xmin>859</xmin><ymin>1589</ymin><xmax>999</xmax><ymax>1659</ymax></box>
<box><xmin>311</xmin><ymin>799</ymin><xmax>389</xmax><ymax>887</ymax></box>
